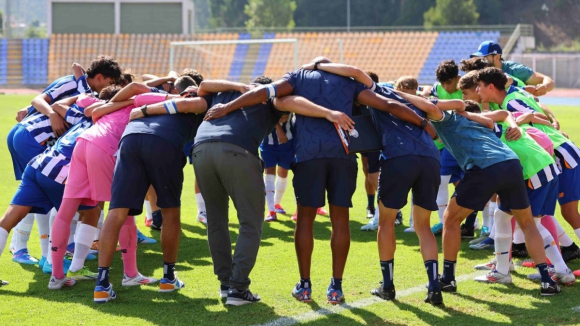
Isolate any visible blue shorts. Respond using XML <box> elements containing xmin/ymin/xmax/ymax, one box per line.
<box><xmin>261</xmin><ymin>145</ymin><xmax>295</xmax><ymax>169</ymax></box>
<box><xmin>528</xmin><ymin>178</ymin><xmax>559</xmax><ymax>217</ymax></box>
<box><xmin>184</xmin><ymin>140</ymin><xmax>194</xmax><ymax>164</ymax></box>
<box><xmin>440</xmin><ymin>148</ymin><xmax>463</xmax><ymax>183</ymax></box>
<box><xmin>558</xmin><ymin>165</ymin><xmax>580</xmax><ymax>205</ymax></box>
<box><xmin>378</xmin><ymin>156</ymin><xmax>440</xmax><ymax>211</ymax></box>
<box><xmin>11</xmin><ymin>165</ymin><xmax>94</xmax><ymax>214</ymax></box>
<box><xmin>110</xmin><ymin>134</ymin><xmax>186</xmax><ymax>216</ymax></box>
<box><xmin>293</xmin><ymin>158</ymin><xmax>357</xmax><ymax>208</ymax></box>
<box><xmin>361</xmin><ymin>151</ymin><xmax>380</xmax><ymax>174</ymax></box>
<box><xmin>7</xmin><ymin>124</ymin><xmax>46</xmax><ymax>180</ymax></box>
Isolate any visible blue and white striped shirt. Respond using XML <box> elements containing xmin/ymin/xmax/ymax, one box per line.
<box><xmin>261</xmin><ymin>116</ymin><xmax>295</xmax><ymax>148</ymax></box>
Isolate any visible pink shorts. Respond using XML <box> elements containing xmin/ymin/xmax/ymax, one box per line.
<box><xmin>63</xmin><ymin>139</ymin><xmax>116</xmax><ymax>205</ymax></box>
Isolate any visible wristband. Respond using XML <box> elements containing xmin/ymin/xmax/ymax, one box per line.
<box><xmin>163</xmin><ymin>100</ymin><xmax>178</xmax><ymax>114</ymax></box>
<box><xmin>421</xmin><ymin>118</ymin><xmax>429</xmax><ymax>128</ymax></box>
<box><xmin>140</xmin><ymin>105</ymin><xmax>149</xmax><ymax>117</ymax></box>
<box><xmin>265</xmin><ymin>84</ymin><xmax>277</xmax><ymax>99</ymax></box>
<box><xmin>313</xmin><ymin>61</ymin><xmax>321</xmax><ymax>70</ymax></box>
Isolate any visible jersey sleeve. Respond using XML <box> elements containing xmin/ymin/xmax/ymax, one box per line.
<box><xmin>64</xmin><ymin>104</ymin><xmax>87</xmax><ymax>125</ymax></box>
<box><xmin>43</xmin><ymin>77</ymin><xmax>79</xmax><ymax>102</ymax></box>
<box><xmin>75</xmin><ymin>95</ymin><xmax>100</xmax><ymax>109</ymax></box>
<box><xmin>503</xmin><ymin>62</ymin><xmax>534</xmax><ymax>84</ymax></box>
<box><xmin>353</xmin><ymin>81</ymin><xmax>368</xmax><ymax>98</ymax></box>
<box><xmin>134</xmin><ymin>93</ymin><xmax>168</xmax><ymax>107</ymax></box>
<box><xmin>75</xmin><ymin>75</ymin><xmax>92</xmax><ymax>95</ymax></box>
<box><xmin>282</xmin><ymin>71</ymin><xmax>299</xmax><ymax>89</ymax></box>
<box><xmin>430</xmin><ymin>83</ymin><xmax>439</xmax><ymax>98</ymax></box>
<box><xmin>506</xmin><ymin>99</ymin><xmax>536</xmax><ymax>114</ymax></box>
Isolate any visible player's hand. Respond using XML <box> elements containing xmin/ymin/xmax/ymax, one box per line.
<box><xmin>523</xmin><ymin>85</ymin><xmax>536</xmax><ymax>95</ymax></box>
<box><xmin>552</xmin><ymin>120</ymin><xmax>560</xmax><ymax>130</ymax></box>
<box><xmin>129</xmin><ymin>108</ymin><xmax>144</xmax><ymax>121</ymax></box>
<box><xmin>425</xmin><ymin>123</ymin><xmax>438</xmax><ymax>140</ymax></box>
<box><xmin>276</xmin><ymin>128</ymin><xmax>288</xmax><ymax>144</ymax></box>
<box><xmin>505</xmin><ymin>126</ymin><xmax>522</xmax><ymax>141</ymax></box>
<box><xmin>238</xmin><ymin>84</ymin><xmax>251</xmax><ymax>93</ymax></box>
<box><xmin>183</xmin><ymin>86</ymin><xmax>198</xmax><ymax>94</ymax></box>
<box><xmin>49</xmin><ymin>112</ymin><xmax>69</xmax><ymax>137</ymax></box>
<box><xmin>326</xmin><ymin>111</ymin><xmax>354</xmax><ymax>131</ymax></box>
<box><xmin>204</xmin><ymin>103</ymin><xmax>228</xmax><ymax>121</ymax></box>
<box><xmin>301</xmin><ymin>62</ymin><xmax>315</xmax><ymax>70</ymax></box>
<box><xmin>534</xmin><ymin>84</ymin><xmax>547</xmax><ymax>96</ymax></box>
<box><xmin>15</xmin><ymin>107</ymin><xmax>28</xmax><ymax>122</ymax></box>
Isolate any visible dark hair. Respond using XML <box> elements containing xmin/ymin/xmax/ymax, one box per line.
<box><xmin>180</xmin><ymin>68</ymin><xmax>204</xmax><ymax>86</ymax></box>
<box><xmin>118</xmin><ymin>70</ymin><xmax>135</xmax><ymax>87</ymax></box>
<box><xmin>458</xmin><ymin>71</ymin><xmax>478</xmax><ymax>90</ymax></box>
<box><xmin>460</xmin><ymin>57</ymin><xmax>493</xmax><ymax>72</ymax></box>
<box><xmin>435</xmin><ymin>59</ymin><xmax>459</xmax><ymax>83</ymax></box>
<box><xmin>395</xmin><ymin>76</ymin><xmax>418</xmax><ymax>91</ymax></box>
<box><xmin>251</xmin><ymin>75</ymin><xmax>273</xmax><ymax>85</ymax></box>
<box><xmin>476</xmin><ymin>67</ymin><xmax>506</xmax><ymax>91</ymax></box>
<box><xmin>99</xmin><ymin>85</ymin><xmax>122</xmax><ymax>101</ymax></box>
<box><xmin>174</xmin><ymin>76</ymin><xmax>196</xmax><ymax>93</ymax></box>
<box><xmin>86</xmin><ymin>55</ymin><xmax>122</xmax><ymax>81</ymax></box>
<box><xmin>464</xmin><ymin>100</ymin><xmax>481</xmax><ymax>113</ymax></box>
<box><xmin>365</xmin><ymin>71</ymin><xmax>379</xmax><ymax>83</ymax></box>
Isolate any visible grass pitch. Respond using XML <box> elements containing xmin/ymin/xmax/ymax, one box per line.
<box><xmin>0</xmin><ymin>95</ymin><xmax>579</xmax><ymax>325</ymax></box>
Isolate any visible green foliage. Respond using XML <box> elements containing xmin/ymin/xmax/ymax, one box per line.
<box><xmin>209</xmin><ymin>0</ymin><xmax>248</xmax><ymax>28</ymax></box>
<box><xmin>0</xmin><ymin>9</ymin><xmax>3</xmax><ymax>35</ymax></box>
<box><xmin>244</xmin><ymin>0</ymin><xmax>296</xmax><ymax>31</ymax></box>
<box><xmin>26</xmin><ymin>21</ymin><xmax>46</xmax><ymax>38</ymax></box>
<box><xmin>424</xmin><ymin>0</ymin><xmax>480</xmax><ymax>27</ymax></box>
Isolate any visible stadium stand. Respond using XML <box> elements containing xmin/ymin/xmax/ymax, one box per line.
<box><xmin>418</xmin><ymin>31</ymin><xmax>501</xmax><ymax>84</ymax></box>
<box><xmin>22</xmin><ymin>38</ymin><xmax>49</xmax><ymax>85</ymax></box>
<box><xmin>0</xmin><ymin>39</ymin><xmax>7</xmax><ymax>85</ymax></box>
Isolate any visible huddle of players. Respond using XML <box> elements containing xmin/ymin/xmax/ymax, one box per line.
<box><xmin>1</xmin><ymin>38</ymin><xmax>579</xmax><ymax>307</ymax></box>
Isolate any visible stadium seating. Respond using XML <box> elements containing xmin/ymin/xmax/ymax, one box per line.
<box><xmin>43</xmin><ymin>30</ymin><xmax>500</xmax><ymax>86</ymax></box>
<box><xmin>0</xmin><ymin>39</ymin><xmax>7</xmax><ymax>85</ymax></box>
<box><xmin>22</xmin><ymin>38</ymin><xmax>49</xmax><ymax>85</ymax></box>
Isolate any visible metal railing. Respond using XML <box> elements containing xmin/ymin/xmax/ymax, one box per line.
<box><xmin>503</xmin><ymin>24</ymin><xmax>534</xmax><ymax>56</ymax></box>
<box><xmin>509</xmin><ymin>53</ymin><xmax>580</xmax><ymax>88</ymax></box>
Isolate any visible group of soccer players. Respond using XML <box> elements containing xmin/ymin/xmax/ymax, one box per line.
<box><xmin>0</xmin><ymin>39</ymin><xmax>579</xmax><ymax>308</ymax></box>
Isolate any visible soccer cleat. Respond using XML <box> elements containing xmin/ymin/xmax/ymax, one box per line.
<box><xmin>219</xmin><ymin>284</ymin><xmax>229</xmax><ymax>298</ymax></box>
<box><xmin>541</xmin><ymin>282</ymin><xmax>561</xmax><ymax>296</ymax></box>
<box><xmin>291</xmin><ymin>283</ymin><xmax>313</xmax><ymax>302</ymax></box>
<box><xmin>197</xmin><ymin>211</ymin><xmax>207</xmax><ymax>224</ymax></box>
<box><xmin>370</xmin><ymin>284</ymin><xmax>396</xmax><ymax>301</ymax></box>
<box><xmin>274</xmin><ymin>204</ymin><xmax>286</xmax><ymax>214</ymax></box>
<box><xmin>0</xmin><ymin>279</ymin><xmax>8</xmax><ymax>286</ymax></box>
<box><xmin>469</xmin><ymin>232</ymin><xmax>490</xmax><ymax>245</ymax></box>
<box><xmin>474</xmin><ymin>270</ymin><xmax>512</xmax><ymax>284</ymax></box>
<box><xmin>226</xmin><ymin>288</ymin><xmax>261</xmax><ymax>306</ymax></box>
<box><xmin>326</xmin><ymin>284</ymin><xmax>344</xmax><ymax>305</ymax></box>
<box><xmin>136</xmin><ymin>229</ymin><xmax>157</xmax><ymax>244</ymax></box>
<box><xmin>265</xmin><ymin>211</ymin><xmax>278</xmax><ymax>222</ymax></box>
<box><xmin>66</xmin><ymin>266</ymin><xmax>98</xmax><ymax>281</ymax></box>
<box><xmin>460</xmin><ymin>224</ymin><xmax>474</xmax><ymax>239</ymax></box>
<box><xmin>12</xmin><ymin>249</ymin><xmax>39</xmax><ymax>265</ymax></box>
<box><xmin>159</xmin><ymin>277</ymin><xmax>185</xmax><ymax>292</ymax></box>
<box><xmin>480</xmin><ymin>226</ymin><xmax>489</xmax><ymax>235</ymax></box>
<box><xmin>38</xmin><ymin>256</ymin><xmax>47</xmax><ymax>269</ymax></box>
<box><xmin>42</xmin><ymin>259</ymin><xmax>72</xmax><ymax>274</ymax></box>
<box><xmin>144</xmin><ymin>217</ymin><xmax>152</xmax><ymax>227</ymax></box>
<box><xmin>439</xmin><ymin>277</ymin><xmax>457</xmax><ymax>293</ymax></box>
<box><xmin>424</xmin><ymin>290</ymin><xmax>443</xmax><ymax>305</ymax></box>
<box><xmin>361</xmin><ymin>216</ymin><xmax>378</xmax><ymax>231</ymax></box>
<box><xmin>48</xmin><ymin>275</ymin><xmax>76</xmax><ymax>290</ymax></box>
<box><xmin>122</xmin><ymin>273</ymin><xmax>158</xmax><ymax>286</ymax></box>
<box><xmin>431</xmin><ymin>222</ymin><xmax>443</xmax><ymax>235</ymax></box>
<box><xmin>404</xmin><ymin>227</ymin><xmax>415</xmax><ymax>233</ymax></box>
<box><xmin>291</xmin><ymin>212</ymin><xmax>297</xmax><ymax>221</ymax></box>
<box><xmin>469</xmin><ymin>237</ymin><xmax>494</xmax><ymax>250</ymax></box>
<box><xmin>94</xmin><ymin>284</ymin><xmax>116</xmax><ymax>303</ymax></box>
<box><xmin>521</xmin><ymin>259</ymin><xmax>536</xmax><ymax>268</ymax></box>
<box><xmin>552</xmin><ymin>269</ymin><xmax>576</xmax><ymax>285</ymax></box>
<box><xmin>561</xmin><ymin>244</ymin><xmax>580</xmax><ymax>263</ymax></box>
<box><xmin>512</xmin><ymin>243</ymin><xmax>529</xmax><ymax>258</ymax></box>
<box><xmin>395</xmin><ymin>210</ymin><xmax>403</xmax><ymax>226</ymax></box>
<box><xmin>527</xmin><ymin>264</ymin><xmax>555</xmax><ymax>281</ymax></box>
<box><xmin>366</xmin><ymin>207</ymin><xmax>375</xmax><ymax>219</ymax></box>
<box><xmin>316</xmin><ymin>207</ymin><xmax>328</xmax><ymax>216</ymax></box>
<box><xmin>474</xmin><ymin>259</ymin><xmax>515</xmax><ymax>272</ymax></box>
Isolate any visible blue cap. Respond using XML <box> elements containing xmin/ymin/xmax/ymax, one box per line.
<box><xmin>470</xmin><ymin>41</ymin><xmax>502</xmax><ymax>57</ymax></box>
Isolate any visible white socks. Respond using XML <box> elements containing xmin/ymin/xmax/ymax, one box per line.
<box><xmin>488</xmin><ymin>201</ymin><xmax>497</xmax><ymax>231</ymax></box>
<box><xmin>494</xmin><ymin>209</ymin><xmax>512</xmax><ymax>275</ymax></box>
<box><xmin>11</xmin><ymin>213</ymin><xmax>34</xmax><ymax>253</ymax></box>
<box><xmin>264</xmin><ymin>174</ymin><xmax>275</xmax><ymax>212</ymax></box>
<box><xmin>35</xmin><ymin>213</ymin><xmax>50</xmax><ymax>258</ymax></box>
<box><xmin>0</xmin><ymin>227</ymin><xmax>8</xmax><ymax>257</ymax></box>
<box><xmin>513</xmin><ymin>224</ymin><xmax>525</xmax><ymax>245</ymax></box>
<box><xmin>274</xmin><ymin>176</ymin><xmax>288</xmax><ymax>205</ymax></box>
<box><xmin>69</xmin><ymin>224</ymin><xmax>98</xmax><ymax>273</ymax></box>
<box><xmin>47</xmin><ymin>210</ymin><xmax>57</xmax><ymax>265</ymax></box>
<box><xmin>68</xmin><ymin>213</ymin><xmax>79</xmax><ymax>246</ymax></box>
<box><xmin>536</xmin><ymin>219</ymin><xmax>568</xmax><ymax>274</ymax></box>
<box><xmin>482</xmin><ymin>202</ymin><xmax>490</xmax><ymax>230</ymax></box>
<box><xmin>436</xmin><ymin>175</ymin><xmax>451</xmax><ymax>224</ymax></box>
<box><xmin>552</xmin><ymin>216</ymin><xmax>574</xmax><ymax>247</ymax></box>
<box><xmin>144</xmin><ymin>200</ymin><xmax>153</xmax><ymax>221</ymax></box>
<box><xmin>195</xmin><ymin>193</ymin><xmax>206</xmax><ymax>213</ymax></box>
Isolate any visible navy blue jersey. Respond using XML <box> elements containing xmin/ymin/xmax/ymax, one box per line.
<box><xmin>370</xmin><ymin>85</ymin><xmax>439</xmax><ymax>161</ymax></box>
<box><xmin>282</xmin><ymin>69</ymin><xmax>367</xmax><ymax>162</ymax></box>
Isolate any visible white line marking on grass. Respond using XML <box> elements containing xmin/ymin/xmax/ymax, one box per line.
<box><xmin>572</xmin><ymin>306</ymin><xmax>580</xmax><ymax>312</ymax></box>
<box><xmin>257</xmin><ymin>271</ymin><xmax>486</xmax><ymax>326</ymax></box>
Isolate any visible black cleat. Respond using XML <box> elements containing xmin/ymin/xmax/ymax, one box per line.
<box><xmin>371</xmin><ymin>284</ymin><xmax>396</xmax><ymax>300</ymax></box>
<box><xmin>561</xmin><ymin>243</ymin><xmax>580</xmax><ymax>263</ymax></box>
<box><xmin>439</xmin><ymin>278</ymin><xmax>457</xmax><ymax>293</ymax></box>
<box><xmin>395</xmin><ymin>210</ymin><xmax>403</xmax><ymax>226</ymax></box>
<box><xmin>541</xmin><ymin>282</ymin><xmax>561</xmax><ymax>296</ymax></box>
<box><xmin>424</xmin><ymin>290</ymin><xmax>443</xmax><ymax>305</ymax></box>
<box><xmin>512</xmin><ymin>242</ymin><xmax>529</xmax><ymax>258</ymax></box>
<box><xmin>460</xmin><ymin>224</ymin><xmax>474</xmax><ymax>239</ymax></box>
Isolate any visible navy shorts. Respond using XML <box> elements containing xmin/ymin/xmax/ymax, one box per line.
<box><xmin>183</xmin><ymin>140</ymin><xmax>194</xmax><ymax>164</ymax></box>
<box><xmin>454</xmin><ymin>159</ymin><xmax>529</xmax><ymax>212</ymax></box>
<box><xmin>110</xmin><ymin>134</ymin><xmax>186</xmax><ymax>216</ymax></box>
<box><xmin>361</xmin><ymin>151</ymin><xmax>381</xmax><ymax>174</ymax></box>
<box><xmin>261</xmin><ymin>145</ymin><xmax>295</xmax><ymax>170</ymax></box>
<box><xmin>377</xmin><ymin>156</ymin><xmax>440</xmax><ymax>211</ymax></box>
<box><xmin>11</xmin><ymin>166</ymin><xmax>94</xmax><ymax>214</ymax></box>
<box><xmin>7</xmin><ymin>124</ymin><xmax>46</xmax><ymax>180</ymax></box>
<box><xmin>440</xmin><ymin>148</ymin><xmax>463</xmax><ymax>183</ymax></box>
<box><xmin>558</xmin><ymin>165</ymin><xmax>580</xmax><ymax>205</ymax></box>
<box><xmin>293</xmin><ymin>158</ymin><xmax>357</xmax><ymax>208</ymax></box>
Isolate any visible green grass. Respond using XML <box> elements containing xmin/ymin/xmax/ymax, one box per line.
<box><xmin>1</xmin><ymin>95</ymin><xmax>580</xmax><ymax>325</ymax></box>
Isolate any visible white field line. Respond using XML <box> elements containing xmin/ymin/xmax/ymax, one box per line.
<box><xmin>257</xmin><ymin>271</ymin><xmax>486</xmax><ymax>326</ymax></box>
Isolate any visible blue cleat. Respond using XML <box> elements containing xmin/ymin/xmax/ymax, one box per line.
<box><xmin>12</xmin><ymin>249</ymin><xmax>39</xmax><ymax>265</ymax></box>
<box><xmin>42</xmin><ymin>259</ymin><xmax>72</xmax><ymax>274</ymax></box>
<box><xmin>38</xmin><ymin>256</ymin><xmax>47</xmax><ymax>269</ymax></box>
<box><xmin>292</xmin><ymin>282</ymin><xmax>313</xmax><ymax>302</ymax></box>
<box><xmin>94</xmin><ymin>284</ymin><xmax>116</xmax><ymax>303</ymax></box>
<box><xmin>469</xmin><ymin>237</ymin><xmax>494</xmax><ymax>250</ymax></box>
<box><xmin>326</xmin><ymin>284</ymin><xmax>344</xmax><ymax>305</ymax></box>
<box><xmin>431</xmin><ymin>222</ymin><xmax>444</xmax><ymax>235</ymax></box>
<box><xmin>137</xmin><ymin>229</ymin><xmax>157</xmax><ymax>244</ymax></box>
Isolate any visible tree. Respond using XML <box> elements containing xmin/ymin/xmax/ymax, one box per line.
<box><xmin>209</xmin><ymin>0</ymin><xmax>248</xmax><ymax>28</ymax></box>
<box><xmin>424</xmin><ymin>0</ymin><xmax>479</xmax><ymax>27</ymax></box>
<box><xmin>0</xmin><ymin>10</ymin><xmax>3</xmax><ymax>35</ymax></box>
<box><xmin>244</xmin><ymin>0</ymin><xmax>296</xmax><ymax>31</ymax></box>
